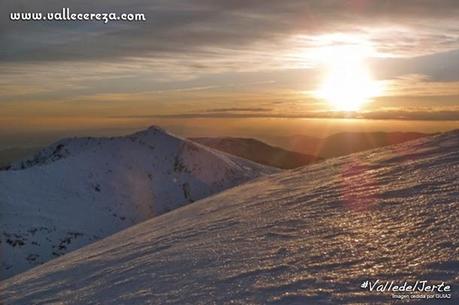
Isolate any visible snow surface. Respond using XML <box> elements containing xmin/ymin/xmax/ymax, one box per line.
<box><xmin>1</xmin><ymin>130</ymin><xmax>458</xmax><ymax>304</ymax></box>
<box><xmin>0</xmin><ymin>126</ymin><xmax>276</xmax><ymax>280</ymax></box>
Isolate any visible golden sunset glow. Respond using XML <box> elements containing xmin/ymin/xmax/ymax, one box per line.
<box><xmin>314</xmin><ymin>45</ymin><xmax>383</xmax><ymax>112</ymax></box>
<box><xmin>1</xmin><ymin>1</ymin><xmax>459</xmax><ymax>146</ymax></box>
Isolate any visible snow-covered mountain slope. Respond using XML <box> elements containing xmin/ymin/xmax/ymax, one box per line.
<box><xmin>1</xmin><ymin>130</ymin><xmax>458</xmax><ymax>305</ymax></box>
<box><xmin>0</xmin><ymin>126</ymin><xmax>277</xmax><ymax>280</ymax></box>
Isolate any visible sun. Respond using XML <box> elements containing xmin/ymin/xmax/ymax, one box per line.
<box><xmin>314</xmin><ymin>45</ymin><xmax>382</xmax><ymax>112</ymax></box>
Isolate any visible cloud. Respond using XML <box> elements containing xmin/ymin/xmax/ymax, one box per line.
<box><xmin>362</xmin><ymin>110</ymin><xmax>459</xmax><ymax>121</ymax></box>
<box><xmin>2</xmin><ymin>0</ymin><xmax>459</xmax><ymax>124</ymax></box>
<box><xmin>204</xmin><ymin>107</ymin><xmax>272</xmax><ymax>113</ymax></box>
<box><xmin>382</xmin><ymin>74</ymin><xmax>459</xmax><ymax>97</ymax></box>
<box><xmin>371</xmin><ymin>49</ymin><xmax>459</xmax><ymax>82</ymax></box>
<box><xmin>2</xmin><ymin>0</ymin><xmax>459</xmax><ymax>65</ymax></box>
<box><xmin>111</xmin><ymin>109</ymin><xmax>459</xmax><ymax>121</ymax></box>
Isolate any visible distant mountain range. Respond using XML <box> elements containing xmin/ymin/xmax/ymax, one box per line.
<box><xmin>265</xmin><ymin>131</ymin><xmax>430</xmax><ymax>158</ymax></box>
<box><xmin>191</xmin><ymin>137</ymin><xmax>321</xmax><ymax>169</ymax></box>
<box><xmin>191</xmin><ymin>132</ymin><xmax>429</xmax><ymax>168</ymax></box>
<box><xmin>1</xmin><ymin>132</ymin><xmax>430</xmax><ymax>171</ymax></box>
<box><xmin>3</xmin><ymin>130</ymin><xmax>457</xmax><ymax>304</ymax></box>
<box><xmin>0</xmin><ymin>126</ymin><xmax>276</xmax><ymax>279</ymax></box>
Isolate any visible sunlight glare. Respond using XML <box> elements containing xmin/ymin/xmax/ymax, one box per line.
<box><xmin>314</xmin><ymin>45</ymin><xmax>383</xmax><ymax>112</ymax></box>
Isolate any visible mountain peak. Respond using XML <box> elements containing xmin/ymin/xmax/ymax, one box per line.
<box><xmin>146</xmin><ymin>125</ymin><xmax>167</xmax><ymax>133</ymax></box>
<box><xmin>0</xmin><ymin>126</ymin><xmax>276</xmax><ymax>279</ymax></box>
<box><xmin>129</xmin><ymin>125</ymin><xmax>174</xmax><ymax>141</ymax></box>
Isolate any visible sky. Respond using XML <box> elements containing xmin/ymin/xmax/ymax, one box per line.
<box><xmin>1</xmin><ymin>0</ymin><xmax>459</xmax><ymax>148</ymax></box>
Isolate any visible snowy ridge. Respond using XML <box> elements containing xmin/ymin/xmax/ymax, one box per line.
<box><xmin>1</xmin><ymin>130</ymin><xmax>457</xmax><ymax>304</ymax></box>
<box><xmin>0</xmin><ymin>126</ymin><xmax>277</xmax><ymax>280</ymax></box>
